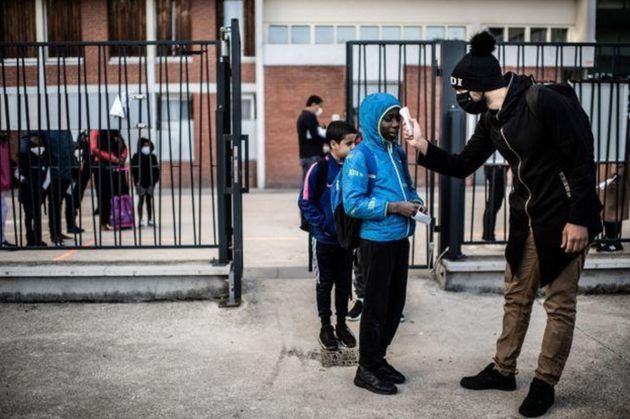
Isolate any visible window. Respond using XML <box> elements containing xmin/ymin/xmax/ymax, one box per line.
<box><xmin>382</xmin><ymin>26</ymin><xmax>401</xmax><ymax>41</ymax></box>
<box><xmin>243</xmin><ymin>0</ymin><xmax>255</xmax><ymax>56</ymax></box>
<box><xmin>508</xmin><ymin>27</ymin><xmax>525</xmax><ymax>42</ymax></box>
<box><xmin>156</xmin><ymin>0</ymin><xmax>191</xmax><ymax>56</ymax></box>
<box><xmin>426</xmin><ymin>26</ymin><xmax>445</xmax><ymax>40</ymax></box>
<box><xmin>530</xmin><ymin>27</ymin><xmax>548</xmax><ymax>42</ymax></box>
<box><xmin>268</xmin><ymin>25</ymin><xmax>288</xmax><ymax>44</ymax></box>
<box><xmin>291</xmin><ymin>25</ymin><xmax>310</xmax><ymax>44</ymax></box>
<box><xmin>0</xmin><ymin>0</ymin><xmax>37</xmax><ymax>58</ymax></box>
<box><xmin>242</xmin><ymin>97</ymin><xmax>254</xmax><ymax>120</ymax></box>
<box><xmin>360</xmin><ymin>26</ymin><xmax>379</xmax><ymax>40</ymax></box>
<box><xmin>488</xmin><ymin>27</ymin><xmax>504</xmax><ymax>42</ymax></box>
<box><xmin>157</xmin><ymin>95</ymin><xmax>194</xmax><ymax>161</ymax></box>
<box><xmin>315</xmin><ymin>26</ymin><xmax>334</xmax><ymax>44</ymax></box>
<box><xmin>447</xmin><ymin>26</ymin><xmax>466</xmax><ymax>40</ymax></box>
<box><xmin>46</xmin><ymin>0</ymin><xmax>82</xmax><ymax>57</ymax></box>
<box><xmin>403</xmin><ymin>26</ymin><xmax>422</xmax><ymax>41</ymax></box>
<box><xmin>336</xmin><ymin>26</ymin><xmax>355</xmax><ymax>43</ymax></box>
<box><xmin>551</xmin><ymin>28</ymin><xmax>568</xmax><ymax>42</ymax></box>
<box><xmin>108</xmin><ymin>0</ymin><xmax>146</xmax><ymax>56</ymax></box>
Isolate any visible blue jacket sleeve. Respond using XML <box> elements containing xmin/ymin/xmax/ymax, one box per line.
<box><xmin>298</xmin><ymin>162</ymin><xmax>327</xmax><ymax>231</ymax></box>
<box><xmin>342</xmin><ymin>149</ymin><xmax>388</xmax><ymax>220</ymax></box>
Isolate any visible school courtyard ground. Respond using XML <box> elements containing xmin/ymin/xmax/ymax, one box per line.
<box><xmin>1</xmin><ymin>190</ymin><xmax>629</xmax><ymax>418</ymax></box>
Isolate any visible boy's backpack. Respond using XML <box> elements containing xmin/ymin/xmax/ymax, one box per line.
<box><xmin>525</xmin><ymin>81</ymin><xmax>595</xmax><ymax>159</ymax></box>
<box><xmin>330</xmin><ymin>142</ymin><xmax>411</xmax><ymax>249</ymax></box>
<box><xmin>299</xmin><ymin>157</ymin><xmax>329</xmax><ymax>233</ymax></box>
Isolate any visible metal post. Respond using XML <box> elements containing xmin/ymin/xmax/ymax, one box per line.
<box><xmin>216</xmin><ymin>27</ymin><xmax>232</xmax><ymax>265</ymax></box>
<box><xmin>439</xmin><ymin>41</ymin><xmax>467</xmax><ymax>260</ymax></box>
<box><xmin>345</xmin><ymin>42</ymin><xmax>353</xmax><ymax>125</ymax></box>
<box><xmin>229</xmin><ymin>19</ymin><xmax>243</xmax><ymax>306</ymax></box>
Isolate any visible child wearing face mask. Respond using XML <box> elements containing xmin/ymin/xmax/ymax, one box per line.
<box><xmin>18</xmin><ymin>134</ymin><xmax>50</xmax><ymax>247</ymax></box>
<box><xmin>130</xmin><ymin>138</ymin><xmax>160</xmax><ymax>227</ymax></box>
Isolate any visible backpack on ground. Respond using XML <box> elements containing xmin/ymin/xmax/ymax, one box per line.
<box><xmin>109</xmin><ymin>167</ymin><xmax>134</xmax><ymax>230</ymax></box>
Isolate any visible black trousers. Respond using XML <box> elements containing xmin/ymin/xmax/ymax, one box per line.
<box><xmin>313</xmin><ymin>239</ymin><xmax>353</xmax><ymax>326</ymax></box>
<box><xmin>20</xmin><ymin>186</ymin><xmax>45</xmax><ymax>245</ymax></box>
<box><xmin>483</xmin><ymin>165</ymin><xmax>507</xmax><ymax>241</ymax></box>
<box><xmin>65</xmin><ymin>168</ymin><xmax>91</xmax><ymax>228</ymax></box>
<box><xmin>359</xmin><ymin>238</ymin><xmax>410</xmax><ymax>369</ymax></box>
<box><xmin>48</xmin><ymin>178</ymin><xmax>70</xmax><ymax>238</ymax></box>
<box><xmin>352</xmin><ymin>248</ymin><xmax>365</xmax><ymax>300</ymax></box>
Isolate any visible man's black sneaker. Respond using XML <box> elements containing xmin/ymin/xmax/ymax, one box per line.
<box><xmin>319</xmin><ymin>325</ymin><xmax>338</xmax><ymax>351</ymax></box>
<box><xmin>347</xmin><ymin>300</ymin><xmax>363</xmax><ymax>321</ymax></box>
<box><xmin>519</xmin><ymin>378</ymin><xmax>555</xmax><ymax>417</ymax></box>
<box><xmin>67</xmin><ymin>226</ymin><xmax>85</xmax><ymax>234</ymax></box>
<box><xmin>354</xmin><ymin>366</ymin><xmax>397</xmax><ymax>395</ymax></box>
<box><xmin>596</xmin><ymin>241</ymin><xmax>624</xmax><ymax>252</ymax></box>
<box><xmin>335</xmin><ymin>323</ymin><xmax>356</xmax><ymax>348</ymax></box>
<box><xmin>460</xmin><ymin>363</ymin><xmax>516</xmax><ymax>391</ymax></box>
<box><xmin>376</xmin><ymin>359</ymin><xmax>406</xmax><ymax>384</ymax></box>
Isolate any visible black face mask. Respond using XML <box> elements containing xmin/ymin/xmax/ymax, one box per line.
<box><xmin>456</xmin><ymin>91</ymin><xmax>488</xmax><ymax>115</ymax></box>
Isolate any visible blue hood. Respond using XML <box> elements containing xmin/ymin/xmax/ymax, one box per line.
<box><xmin>359</xmin><ymin>93</ymin><xmax>401</xmax><ymax>148</ymax></box>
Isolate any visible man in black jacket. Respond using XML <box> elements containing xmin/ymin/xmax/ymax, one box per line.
<box><xmin>406</xmin><ymin>32</ymin><xmax>601</xmax><ymax>418</ymax></box>
<box><xmin>297</xmin><ymin>95</ymin><xmax>326</xmax><ymax>182</ymax></box>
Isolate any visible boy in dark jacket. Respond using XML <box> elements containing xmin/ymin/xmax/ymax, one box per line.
<box><xmin>407</xmin><ymin>32</ymin><xmax>601</xmax><ymax>417</ymax></box>
<box><xmin>298</xmin><ymin>121</ymin><xmax>357</xmax><ymax>351</ymax></box>
<box><xmin>18</xmin><ymin>134</ymin><xmax>50</xmax><ymax>247</ymax></box>
<box><xmin>131</xmin><ymin>138</ymin><xmax>160</xmax><ymax>227</ymax></box>
<box><xmin>65</xmin><ymin>131</ymin><xmax>92</xmax><ymax>234</ymax></box>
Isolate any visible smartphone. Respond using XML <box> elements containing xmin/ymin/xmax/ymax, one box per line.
<box><xmin>400</xmin><ymin>107</ymin><xmax>413</xmax><ymax>137</ymax></box>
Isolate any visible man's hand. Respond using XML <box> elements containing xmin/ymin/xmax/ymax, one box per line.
<box><xmin>561</xmin><ymin>223</ymin><xmax>589</xmax><ymax>253</ymax></box>
<box><xmin>403</xmin><ymin>119</ymin><xmax>429</xmax><ymax>155</ymax></box>
<box><xmin>388</xmin><ymin>201</ymin><xmax>420</xmax><ymax>217</ymax></box>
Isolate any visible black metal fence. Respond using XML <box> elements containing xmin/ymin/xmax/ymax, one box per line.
<box><xmin>346</xmin><ymin>40</ymin><xmax>630</xmax><ymax>267</ymax></box>
<box><xmin>0</xmin><ymin>40</ymin><xmax>221</xmax><ymax>250</ymax></box>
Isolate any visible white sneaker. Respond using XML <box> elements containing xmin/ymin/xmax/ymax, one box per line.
<box><xmin>147</xmin><ymin>220</ymin><xmax>155</xmax><ymax>227</ymax></box>
<box><xmin>139</xmin><ymin>220</ymin><xmax>145</xmax><ymax>228</ymax></box>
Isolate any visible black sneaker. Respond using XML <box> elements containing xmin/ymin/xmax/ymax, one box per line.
<box><xmin>1</xmin><ymin>241</ymin><xmax>17</xmax><ymax>251</ymax></box>
<box><xmin>319</xmin><ymin>325</ymin><xmax>338</xmax><ymax>351</ymax></box>
<box><xmin>335</xmin><ymin>323</ymin><xmax>356</xmax><ymax>348</ymax></box>
<box><xmin>347</xmin><ymin>300</ymin><xmax>363</xmax><ymax>321</ymax></box>
<box><xmin>519</xmin><ymin>378</ymin><xmax>555</xmax><ymax>417</ymax></box>
<box><xmin>67</xmin><ymin>226</ymin><xmax>84</xmax><ymax>234</ymax></box>
<box><xmin>596</xmin><ymin>241</ymin><xmax>624</xmax><ymax>252</ymax></box>
<box><xmin>354</xmin><ymin>366</ymin><xmax>397</xmax><ymax>395</ymax></box>
<box><xmin>400</xmin><ymin>313</ymin><xmax>406</xmax><ymax>323</ymax></box>
<box><xmin>376</xmin><ymin>359</ymin><xmax>406</xmax><ymax>384</ymax></box>
<box><xmin>460</xmin><ymin>363</ymin><xmax>516</xmax><ymax>391</ymax></box>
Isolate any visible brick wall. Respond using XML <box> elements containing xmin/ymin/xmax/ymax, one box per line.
<box><xmin>264</xmin><ymin>66</ymin><xmax>346</xmax><ymax>188</ymax></box>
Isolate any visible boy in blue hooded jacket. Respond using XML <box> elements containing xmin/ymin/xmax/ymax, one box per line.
<box><xmin>299</xmin><ymin>121</ymin><xmax>359</xmax><ymax>352</ymax></box>
<box><xmin>342</xmin><ymin>93</ymin><xmax>424</xmax><ymax>395</ymax></box>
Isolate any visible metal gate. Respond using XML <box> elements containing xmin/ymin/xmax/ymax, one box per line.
<box><xmin>0</xmin><ymin>21</ymin><xmax>247</xmax><ymax>304</ymax></box>
<box><xmin>346</xmin><ymin>40</ymin><xmax>630</xmax><ymax>268</ymax></box>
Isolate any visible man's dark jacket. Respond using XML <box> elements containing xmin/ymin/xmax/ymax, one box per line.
<box><xmin>419</xmin><ymin>73</ymin><xmax>602</xmax><ymax>286</ymax></box>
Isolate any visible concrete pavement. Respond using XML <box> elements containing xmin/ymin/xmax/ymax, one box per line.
<box><xmin>1</xmin><ymin>278</ymin><xmax>629</xmax><ymax>418</ymax></box>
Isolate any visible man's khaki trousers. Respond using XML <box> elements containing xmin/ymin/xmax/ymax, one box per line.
<box><xmin>494</xmin><ymin>230</ymin><xmax>587</xmax><ymax>386</ymax></box>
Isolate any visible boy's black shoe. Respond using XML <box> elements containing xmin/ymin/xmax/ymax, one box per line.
<box><xmin>354</xmin><ymin>366</ymin><xmax>397</xmax><ymax>395</ymax></box>
<box><xmin>460</xmin><ymin>363</ymin><xmax>516</xmax><ymax>391</ymax></box>
<box><xmin>519</xmin><ymin>378</ymin><xmax>555</xmax><ymax>417</ymax></box>
<box><xmin>376</xmin><ymin>359</ymin><xmax>406</xmax><ymax>384</ymax></box>
<box><xmin>319</xmin><ymin>325</ymin><xmax>338</xmax><ymax>351</ymax></box>
<box><xmin>347</xmin><ymin>300</ymin><xmax>363</xmax><ymax>321</ymax></box>
<box><xmin>335</xmin><ymin>323</ymin><xmax>356</xmax><ymax>348</ymax></box>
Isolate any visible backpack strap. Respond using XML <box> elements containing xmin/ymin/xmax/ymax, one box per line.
<box><xmin>355</xmin><ymin>143</ymin><xmax>378</xmax><ymax>193</ymax></box>
<box><xmin>312</xmin><ymin>157</ymin><xmax>329</xmax><ymax>199</ymax></box>
<box><xmin>525</xmin><ymin>84</ymin><xmax>542</xmax><ymax>121</ymax></box>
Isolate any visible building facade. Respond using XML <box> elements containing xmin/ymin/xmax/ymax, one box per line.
<box><xmin>0</xmin><ymin>0</ymin><xmax>600</xmax><ymax>188</ymax></box>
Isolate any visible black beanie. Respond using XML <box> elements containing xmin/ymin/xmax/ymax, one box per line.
<box><xmin>450</xmin><ymin>31</ymin><xmax>505</xmax><ymax>92</ymax></box>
